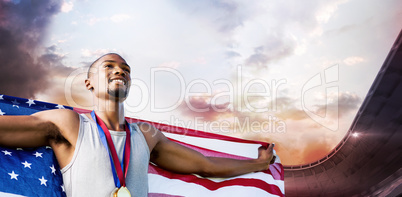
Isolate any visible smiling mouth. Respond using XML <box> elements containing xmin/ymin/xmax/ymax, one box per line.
<box><xmin>109</xmin><ymin>79</ymin><xmax>126</xmax><ymax>85</ymax></box>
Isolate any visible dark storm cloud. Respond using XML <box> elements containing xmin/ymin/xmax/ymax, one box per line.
<box><xmin>0</xmin><ymin>0</ymin><xmax>62</xmax><ymax>98</ymax></box>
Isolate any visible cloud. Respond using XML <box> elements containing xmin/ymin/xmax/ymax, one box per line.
<box><xmin>84</xmin><ymin>15</ymin><xmax>106</xmax><ymax>26</ymax></box>
<box><xmin>315</xmin><ymin>0</ymin><xmax>348</xmax><ymax>24</ymax></box>
<box><xmin>83</xmin><ymin>14</ymin><xmax>131</xmax><ymax>26</ymax></box>
<box><xmin>38</xmin><ymin>45</ymin><xmax>73</xmax><ymax>76</ymax></box>
<box><xmin>275</xmin><ymin>92</ymin><xmax>361</xmax><ymax>121</ymax></box>
<box><xmin>0</xmin><ymin>0</ymin><xmax>62</xmax><ymax>99</ymax></box>
<box><xmin>0</xmin><ymin>1</ymin><xmax>89</xmax><ymax>106</ymax></box>
<box><xmin>61</xmin><ymin>1</ymin><xmax>73</xmax><ymax>13</ymax></box>
<box><xmin>271</xmin><ymin>129</ymin><xmax>334</xmax><ymax>165</ymax></box>
<box><xmin>242</xmin><ymin>0</ymin><xmax>348</xmax><ymax>69</ymax></box>
<box><xmin>81</xmin><ymin>48</ymin><xmax>115</xmax><ymax>58</ymax></box>
<box><xmin>192</xmin><ymin>57</ymin><xmax>207</xmax><ymax>65</ymax></box>
<box><xmin>110</xmin><ymin>14</ymin><xmax>131</xmax><ymax>23</ymax></box>
<box><xmin>177</xmin><ymin>91</ymin><xmax>359</xmax><ymax>165</ymax></box>
<box><xmin>315</xmin><ymin>91</ymin><xmax>362</xmax><ymax>118</ymax></box>
<box><xmin>325</xmin><ymin>24</ymin><xmax>357</xmax><ymax>36</ymax></box>
<box><xmin>179</xmin><ymin>96</ymin><xmax>232</xmax><ymax>121</ymax></box>
<box><xmin>269</xmin><ymin>0</ymin><xmax>348</xmax><ymax>31</ymax></box>
<box><xmin>171</xmin><ymin>0</ymin><xmax>261</xmax><ymax>33</ymax></box>
<box><xmin>171</xmin><ymin>0</ymin><xmax>350</xmax><ymax>71</ymax></box>
<box><xmin>343</xmin><ymin>56</ymin><xmax>365</xmax><ymax>66</ymax></box>
<box><xmin>225</xmin><ymin>50</ymin><xmax>241</xmax><ymax>58</ymax></box>
<box><xmin>273</xmin><ymin>97</ymin><xmax>308</xmax><ymax>121</ymax></box>
<box><xmin>33</xmin><ymin>45</ymin><xmax>93</xmax><ymax>108</ymax></box>
<box><xmin>158</xmin><ymin>61</ymin><xmax>181</xmax><ymax>69</ymax></box>
<box><xmin>245</xmin><ymin>37</ymin><xmax>296</xmax><ymax>68</ymax></box>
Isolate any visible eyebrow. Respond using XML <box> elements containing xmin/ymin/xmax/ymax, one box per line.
<box><xmin>101</xmin><ymin>60</ymin><xmax>131</xmax><ymax>68</ymax></box>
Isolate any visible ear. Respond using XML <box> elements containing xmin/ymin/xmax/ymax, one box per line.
<box><xmin>85</xmin><ymin>78</ymin><xmax>94</xmax><ymax>91</ymax></box>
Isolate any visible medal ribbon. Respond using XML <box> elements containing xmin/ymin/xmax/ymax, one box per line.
<box><xmin>91</xmin><ymin>111</ymin><xmax>131</xmax><ymax>187</ymax></box>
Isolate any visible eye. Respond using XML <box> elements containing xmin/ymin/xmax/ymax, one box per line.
<box><xmin>122</xmin><ymin>66</ymin><xmax>130</xmax><ymax>73</ymax></box>
<box><xmin>104</xmin><ymin>64</ymin><xmax>112</xmax><ymax>68</ymax></box>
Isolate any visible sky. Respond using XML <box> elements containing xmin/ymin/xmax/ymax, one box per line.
<box><xmin>0</xmin><ymin>0</ymin><xmax>401</xmax><ymax>165</ymax></box>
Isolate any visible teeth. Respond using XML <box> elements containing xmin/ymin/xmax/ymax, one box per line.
<box><xmin>111</xmin><ymin>79</ymin><xmax>125</xmax><ymax>85</ymax></box>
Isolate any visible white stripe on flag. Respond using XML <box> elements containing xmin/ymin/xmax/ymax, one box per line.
<box><xmin>163</xmin><ymin>132</ymin><xmax>260</xmax><ymax>158</ymax></box>
<box><xmin>148</xmin><ymin>174</ymin><xmax>282</xmax><ymax>197</ymax></box>
<box><xmin>0</xmin><ymin>192</ymin><xmax>26</xmax><ymax>197</ymax></box>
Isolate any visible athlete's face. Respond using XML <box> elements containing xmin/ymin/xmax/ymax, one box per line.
<box><xmin>86</xmin><ymin>54</ymin><xmax>131</xmax><ymax>101</ymax></box>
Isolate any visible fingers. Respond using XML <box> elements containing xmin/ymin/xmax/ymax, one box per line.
<box><xmin>268</xmin><ymin>143</ymin><xmax>275</xmax><ymax>152</ymax></box>
<box><xmin>269</xmin><ymin>143</ymin><xmax>276</xmax><ymax>164</ymax></box>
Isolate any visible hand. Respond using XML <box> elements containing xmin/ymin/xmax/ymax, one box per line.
<box><xmin>257</xmin><ymin>143</ymin><xmax>276</xmax><ymax>169</ymax></box>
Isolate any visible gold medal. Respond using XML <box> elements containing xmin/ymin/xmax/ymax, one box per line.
<box><xmin>117</xmin><ymin>187</ymin><xmax>131</xmax><ymax>197</ymax></box>
<box><xmin>110</xmin><ymin>187</ymin><xmax>119</xmax><ymax>197</ymax></box>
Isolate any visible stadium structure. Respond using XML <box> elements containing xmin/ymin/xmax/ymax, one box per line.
<box><xmin>283</xmin><ymin>29</ymin><xmax>402</xmax><ymax>196</ymax></box>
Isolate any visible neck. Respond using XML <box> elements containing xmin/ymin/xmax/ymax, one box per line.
<box><xmin>94</xmin><ymin>98</ymin><xmax>126</xmax><ymax>131</ymax></box>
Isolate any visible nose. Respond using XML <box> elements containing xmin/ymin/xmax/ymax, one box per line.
<box><xmin>113</xmin><ymin>67</ymin><xmax>125</xmax><ymax>76</ymax></box>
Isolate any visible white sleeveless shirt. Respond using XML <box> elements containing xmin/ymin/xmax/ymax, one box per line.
<box><xmin>61</xmin><ymin>114</ymin><xmax>150</xmax><ymax>197</ymax></box>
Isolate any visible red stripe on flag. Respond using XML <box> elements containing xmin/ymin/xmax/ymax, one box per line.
<box><xmin>268</xmin><ymin>162</ymin><xmax>285</xmax><ymax>181</ymax></box>
<box><xmin>73</xmin><ymin>108</ymin><xmax>91</xmax><ymax>114</ymax></box>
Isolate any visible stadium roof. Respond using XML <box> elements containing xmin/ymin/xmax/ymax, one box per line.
<box><xmin>283</xmin><ymin>29</ymin><xmax>402</xmax><ymax>196</ymax></box>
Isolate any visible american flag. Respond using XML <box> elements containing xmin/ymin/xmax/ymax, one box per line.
<box><xmin>0</xmin><ymin>95</ymin><xmax>67</xmax><ymax>197</ymax></box>
<box><xmin>0</xmin><ymin>94</ymin><xmax>285</xmax><ymax>197</ymax></box>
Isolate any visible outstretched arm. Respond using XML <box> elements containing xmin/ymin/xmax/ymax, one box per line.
<box><xmin>0</xmin><ymin>109</ymin><xmax>79</xmax><ymax>167</ymax></box>
<box><xmin>140</xmin><ymin>123</ymin><xmax>275</xmax><ymax>178</ymax></box>
<box><xmin>0</xmin><ymin>109</ymin><xmax>75</xmax><ymax>147</ymax></box>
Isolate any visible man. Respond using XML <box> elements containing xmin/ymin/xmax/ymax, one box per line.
<box><xmin>0</xmin><ymin>53</ymin><xmax>275</xmax><ymax>196</ymax></box>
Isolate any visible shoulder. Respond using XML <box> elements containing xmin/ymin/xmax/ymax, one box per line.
<box><xmin>136</xmin><ymin>122</ymin><xmax>156</xmax><ymax>133</ymax></box>
<box><xmin>135</xmin><ymin>122</ymin><xmax>167</xmax><ymax>152</ymax></box>
<box><xmin>33</xmin><ymin>109</ymin><xmax>80</xmax><ymax>168</ymax></box>
<box><xmin>32</xmin><ymin>108</ymin><xmax>79</xmax><ymax>122</ymax></box>
<box><xmin>32</xmin><ymin>109</ymin><xmax>80</xmax><ymax>144</ymax></box>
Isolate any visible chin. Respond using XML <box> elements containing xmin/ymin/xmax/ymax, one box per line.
<box><xmin>107</xmin><ymin>88</ymin><xmax>129</xmax><ymax>100</ymax></box>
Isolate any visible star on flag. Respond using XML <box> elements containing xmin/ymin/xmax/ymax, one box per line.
<box><xmin>39</xmin><ymin>176</ymin><xmax>48</xmax><ymax>186</ymax></box>
<box><xmin>55</xmin><ymin>104</ymin><xmax>65</xmax><ymax>109</ymax></box>
<box><xmin>26</xmin><ymin>99</ymin><xmax>36</xmax><ymax>107</ymax></box>
<box><xmin>22</xmin><ymin>161</ymin><xmax>32</xmax><ymax>169</ymax></box>
<box><xmin>2</xmin><ymin>150</ymin><xmax>12</xmax><ymax>156</ymax></box>
<box><xmin>0</xmin><ymin>95</ymin><xmax>71</xmax><ymax>196</ymax></box>
<box><xmin>8</xmin><ymin>171</ymin><xmax>19</xmax><ymax>180</ymax></box>
<box><xmin>34</xmin><ymin>152</ymin><xmax>43</xmax><ymax>158</ymax></box>
<box><xmin>50</xmin><ymin>165</ymin><xmax>56</xmax><ymax>175</ymax></box>
<box><xmin>11</xmin><ymin>99</ymin><xmax>20</xmax><ymax>108</ymax></box>
<box><xmin>0</xmin><ymin>146</ymin><xmax>65</xmax><ymax>196</ymax></box>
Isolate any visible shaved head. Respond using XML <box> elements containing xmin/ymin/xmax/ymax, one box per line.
<box><xmin>84</xmin><ymin>53</ymin><xmax>131</xmax><ymax>100</ymax></box>
<box><xmin>87</xmin><ymin>53</ymin><xmax>126</xmax><ymax>79</ymax></box>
